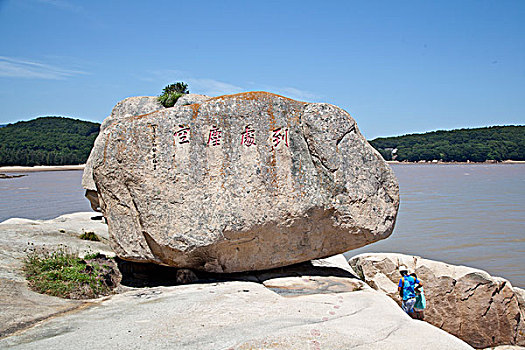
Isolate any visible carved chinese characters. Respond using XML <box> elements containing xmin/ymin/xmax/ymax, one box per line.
<box><xmin>207</xmin><ymin>126</ymin><xmax>222</xmax><ymax>146</ymax></box>
<box><xmin>175</xmin><ymin>124</ymin><xmax>190</xmax><ymax>145</ymax></box>
<box><xmin>171</xmin><ymin>123</ymin><xmax>291</xmax><ymax>152</ymax></box>
<box><xmin>241</xmin><ymin>125</ymin><xmax>256</xmax><ymax>147</ymax></box>
<box><xmin>148</xmin><ymin>124</ymin><xmax>158</xmax><ymax>170</ymax></box>
<box><xmin>173</xmin><ymin>124</ymin><xmax>290</xmax><ymax>149</ymax></box>
<box><xmin>271</xmin><ymin>127</ymin><xmax>289</xmax><ymax>149</ymax></box>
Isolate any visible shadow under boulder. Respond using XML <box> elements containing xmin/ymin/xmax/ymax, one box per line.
<box><xmin>116</xmin><ymin>254</ymin><xmax>362</xmax><ymax>296</ymax></box>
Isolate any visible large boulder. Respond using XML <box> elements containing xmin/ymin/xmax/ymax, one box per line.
<box><xmin>348</xmin><ymin>253</ymin><xmax>525</xmax><ymax>349</ymax></box>
<box><xmin>89</xmin><ymin>91</ymin><xmax>399</xmax><ymax>273</ymax></box>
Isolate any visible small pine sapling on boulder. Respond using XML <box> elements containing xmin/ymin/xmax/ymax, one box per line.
<box><xmin>158</xmin><ymin>82</ymin><xmax>189</xmax><ymax>107</ymax></box>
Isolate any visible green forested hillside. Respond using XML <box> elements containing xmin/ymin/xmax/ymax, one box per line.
<box><xmin>1</xmin><ymin>117</ymin><xmax>523</xmax><ymax>166</ymax></box>
<box><xmin>0</xmin><ymin>117</ymin><xmax>99</xmax><ymax>166</ymax></box>
<box><xmin>370</xmin><ymin>126</ymin><xmax>525</xmax><ymax>162</ymax></box>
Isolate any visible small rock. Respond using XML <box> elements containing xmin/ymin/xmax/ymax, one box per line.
<box><xmin>175</xmin><ymin>269</ymin><xmax>198</xmax><ymax>284</ymax></box>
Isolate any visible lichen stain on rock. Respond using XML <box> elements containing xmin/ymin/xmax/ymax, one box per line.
<box><xmin>190</xmin><ymin>103</ymin><xmax>200</xmax><ymax>120</ymax></box>
<box><xmin>130</xmin><ymin>109</ymin><xmax>159</xmax><ymax>121</ymax></box>
<box><xmin>209</xmin><ymin>91</ymin><xmax>307</xmax><ymax>105</ymax></box>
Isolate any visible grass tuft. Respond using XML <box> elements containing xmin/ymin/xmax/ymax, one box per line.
<box><xmin>23</xmin><ymin>249</ymin><xmax>116</xmax><ymax>299</ymax></box>
<box><xmin>79</xmin><ymin>231</ymin><xmax>100</xmax><ymax>241</ymax></box>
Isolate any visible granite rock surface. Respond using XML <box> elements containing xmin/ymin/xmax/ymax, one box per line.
<box><xmin>0</xmin><ymin>214</ymin><xmax>473</xmax><ymax>349</ymax></box>
<box><xmin>348</xmin><ymin>253</ymin><xmax>525</xmax><ymax>349</ymax></box>
<box><xmin>174</xmin><ymin>93</ymin><xmax>211</xmax><ymax>106</ymax></box>
<box><xmin>0</xmin><ymin>213</ymin><xmax>113</xmax><ymax>338</ymax></box>
<box><xmin>1</xmin><ymin>269</ymin><xmax>472</xmax><ymax>350</ymax></box>
<box><xmin>88</xmin><ymin>92</ymin><xmax>399</xmax><ymax>272</ymax></box>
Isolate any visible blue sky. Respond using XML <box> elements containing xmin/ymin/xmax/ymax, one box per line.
<box><xmin>1</xmin><ymin>0</ymin><xmax>524</xmax><ymax>139</ymax></box>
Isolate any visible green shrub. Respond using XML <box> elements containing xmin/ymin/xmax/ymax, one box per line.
<box><xmin>158</xmin><ymin>92</ymin><xmax>183</xmax><ymax>107</ymax></box>
<box><xmin>158</xmin><ymin>82</ymin><xmax>189</xmax><ymax>107</ymax></box>
<box><xmin>163</xmin><ymin>82</ymin><xmax>189</xmax><ymax>94</ymax></box>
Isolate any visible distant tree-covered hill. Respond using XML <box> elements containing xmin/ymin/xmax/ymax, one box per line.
<box><xmin>370</xmin><ymin>126</ymin><xmax>525</xmax><ymax>162</ymax></box>
<box><xmin>1</xmin><ymin>117</ymin><xmax>523</xmax><ymax>166</ymax></box>
<box><xmin>0</xmin><ymin>117</ymin><xmax>100</xmax><ymax>166</ymax></box>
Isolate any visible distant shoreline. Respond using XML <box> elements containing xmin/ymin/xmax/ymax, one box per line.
<box><xmin>387</xmin><ymin>160</ymin><xmax>525</xmax><ymax>165</ymax></box>
<box><xmin>0</xmin><ymin>165</ymin><xmax>85</xmax><ymax>173</ymax></box>
<box><xmin>1</xmin><ymin>161</ymin><xmax>524</xmax><ymax>173</ymax></box>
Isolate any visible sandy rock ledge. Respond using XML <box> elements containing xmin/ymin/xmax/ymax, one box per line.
<box><xmin>0</xmin><ymin>214</ymin><xmax>473</xmax><ymax>349</ymax></box>
<box><xmin>0</xmin><ymin>213</ymin><xmax>112</xmax><ymax>337</ymax></box>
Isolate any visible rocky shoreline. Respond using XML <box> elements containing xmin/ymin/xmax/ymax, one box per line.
<box><xmin>0</xmin><ymin>159</ymin><xmax>522</xmax><ymax>176</ymax></box>
<box><xmin>1</xmin><ymin>213</ymin><xmax>524</xmax><ymax>349</ymax></box>
<box><xmin>1</xmin><ymin>159</ymin><xmax>522</xmax><ymax>175</ymax></box>
<box><xmin>350</xmin><ymin>253</ymin><xmax>525</xmax><ymax>349</ymax></box>
<box><xmin>0</xmin><ymin>173</ymin><xmax>26</xmax><ymax>179</ymax></box>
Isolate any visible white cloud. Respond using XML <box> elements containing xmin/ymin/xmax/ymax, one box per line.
<box><xmin>0</xmin><ymin>56</ymin><xmax>87</xmax><ymax>80</ymax></box>
<box><xmin>274</xmin><ymin>87</ymin><xmax>318</xmax><ymax>101</ymax></box>
<box><xmin>147</xmin><ymin>70</ymin><xmax>318</xmax><ymax>100</ymax></box>
<box><xmin>186</xmin><ymin>78</ymin><xmax>244</xmax><ymax>96</ymax></box>
<box><xmin>245</xmin><ymin>81</ymin><xmax>319</xmax><ymax>101</ymax></box>
<box><xmin>148</xmin><ymin>70</ymin><xmax>244</xmax><ymax>96</ymax></box>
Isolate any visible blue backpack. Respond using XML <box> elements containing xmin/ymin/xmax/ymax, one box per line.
<box><xmin>400</xmin><ymin>275</ymin><xmax>417</xmax><ymax>299</ymax></box>
<box><xmin>414</xmin><ymin>287</ymin><xmax>426</xmax><ymax>309</ymax></box>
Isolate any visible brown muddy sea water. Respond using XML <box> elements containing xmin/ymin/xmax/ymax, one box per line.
<box><xmin>347</xmin><ymin>163</ymin><xmax>525</xmax><ymax>288</ymax></box>
<box><xmin>1</xmin><ymin>165</ymin><xmax>524</xmax><ymax>287</ymax></box>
